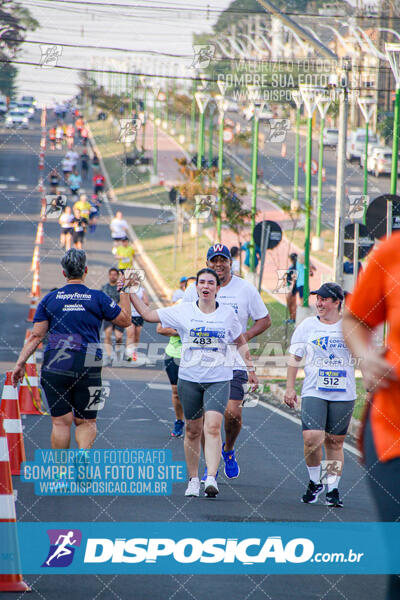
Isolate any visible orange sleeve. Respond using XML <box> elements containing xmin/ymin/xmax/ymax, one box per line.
<box><xmin>348</xmin><ymin>245</ymin><xmax>387</xmax><ymax>328</ymax></box>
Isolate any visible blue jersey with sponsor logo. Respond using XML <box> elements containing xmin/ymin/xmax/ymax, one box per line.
<box><xmin>34</xmin><ymin>284</ymin><xmax>121</xmax><ymax>367</ymax></box>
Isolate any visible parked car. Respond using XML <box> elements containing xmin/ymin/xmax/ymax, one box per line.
<box><xmin>257</xmin><ymin>104</ymin><xmax>274</xmax><ymax>121</ymax></box>
<box><xmin>226</xmin><ymin>99</ymin><xmax>239</xmax><ymax>113</ymax></box>
<box><xmin>360</xmin><ymin>142</ymin><xmax>383</xmax><ymax>170</ymax></box>
<box><xmin>20</xmin><ymin>95</ymin><xmax>36</xmax><ymax>107</ymax></box>
<box><xmin>322</xmin><ymin>128</ymin><xmax>339</xmax><ymax>147</ymax></box>
<box><xmin>5</xmin><ymin>110</ymin><xmax>29</xmax><ymax>128</ymax></box>
<box><xmin>17</xmin><ymin>101</ymin><xmax>35</xmax><ymax>118</ymax></box>
<box><xmin>367</xmin><ymin>147</ymin><xmax>400</xmax><ymax>177</ymax></box>
<box><xmin>0</xmin><ymin>101</ymin><xmax>7</xmax><ymax>116</ymax></box>
<box><xmin>346</xmin><ymin>128</ymin><xmax>378</xmax><ymax>162</ymax></box>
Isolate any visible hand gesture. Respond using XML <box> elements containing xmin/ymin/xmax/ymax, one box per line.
<box><xmin>284</xmin><ymin>388</ymin><xmax>297</xmax><ymax>409</ymax></box>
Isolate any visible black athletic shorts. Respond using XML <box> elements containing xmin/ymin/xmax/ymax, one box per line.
<box><xmin>61</xmin><ymin>228</ymin><xmax>73</xmax><ymax>235</ymax></box>
<box><xmin>41</xmin><ymin>366</ymin><xmax>103</xmax><ymax>419</ymax></box>
<box><xmin>230</xmin><ymin>369</ymin><xmax>248</xmax><ymax>401</ymax></box>
<box><xmin>165</xmin><ymin>356</ymin><xmax>179</xmax><ymax>386</ymax></box>
<box><xmin>131</xmin><ymin>316</ymin><xmax>144</xmax><ymax>327</ymax></box>
<box><xmin>292</xmin><ymin>284</ymin><xmax>304</xmax><ymax>298</ymax></box>
<box><xmin>73</xmin><ymin>231</ymin><xmax>85</xmax><ymax>243</ymax></box>
<box><xmin>103</xmin><ymin>321</ymin><xmax>124</xmax><ymax>333</ymax></box>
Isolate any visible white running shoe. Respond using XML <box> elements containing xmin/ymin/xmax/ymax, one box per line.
<box><xmin>185</xmin><ymin>478</ymin><xmax>200</xmax><ymax>497</ymax></box>
<box><xmin>204</xmin><ymin>476</ymin><xmax>219</xmax><ymax>498</ymax></box>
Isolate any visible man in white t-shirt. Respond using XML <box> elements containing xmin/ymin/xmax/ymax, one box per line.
<box><xmin>284</xmin><ymin>282</ymin><xmax>356</xmax><ymax>508</ymax></box>
<box><xmin>66</xmin><ymin>148</ymin><xmax>79</xmax><ymax>168</ymax></box>
<box><xmin>61</xmin><ymin>156</ymin><xmax>73</xmax><ymax>181</ymax></box>
<box><xmin>183</xmin><ymin>243</ymin><xmax>271</xmax><ymax>480</ymax></box>
<box><xmin>110</xmin><ymin>211</ymin><xmax>129</xmax><ymax>245</ymax></box>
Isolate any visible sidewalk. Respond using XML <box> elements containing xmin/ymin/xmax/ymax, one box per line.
<box><xmin>141</xmin><ymin>120</ymin><xmax>333</xmax><ymax>304</ymax></box>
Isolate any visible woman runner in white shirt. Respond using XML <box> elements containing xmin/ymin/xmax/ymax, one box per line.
<box><xmin>284</xmin><ymin>283</ymin><xmax>356</xmax><ymax>508</ymax></box>
<box><xmin>130</xmin><ymin>268</ymin><xmax>258</xmax><ymax>499</ymax></box>
<box><xmin>59</xmin><ymin>206</ymin><xmax>74</xmax><ymax>250</ymax></box>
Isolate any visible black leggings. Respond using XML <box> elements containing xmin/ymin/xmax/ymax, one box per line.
<box><xmin>364</xmin><ymin>418</ymin><xmax>400</xmax><ymax>600</ymax></box>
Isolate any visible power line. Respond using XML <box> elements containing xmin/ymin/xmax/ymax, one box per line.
<box><xmin>1</xmin><ymin>57</ymin><xmax>396</xmax><ymax>91</ymax></box>
<box><xmin>18</xmin><ymin>0</ymin><xmax>400</xmax><ymax>20</ymax></box>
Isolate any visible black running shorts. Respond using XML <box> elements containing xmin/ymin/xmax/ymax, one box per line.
<box><xmin>230</xmin><ymin>369</ymin><xmax>248</xmax><ymax>401</ymax></box>
<box><xmin>165</xmin><ymin>356</ymin><xmax>179</xmax><ymax>386</ymax></box>
<box><xmin>41</xmin><ymin>367</ymin><xmax>103</xmax><ymax>419</ymax></box>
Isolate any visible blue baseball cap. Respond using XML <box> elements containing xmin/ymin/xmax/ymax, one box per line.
<box><xmin>179</xmin><ymin>276</ymin><xmax>187</xmax><ymax>283</ymax></box>
<box><xmin>206</xmin><ymin>244</ymin><xmax>231</xmax><ymax>261</ymax></box>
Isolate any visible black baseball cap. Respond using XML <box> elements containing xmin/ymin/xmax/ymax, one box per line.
<box><xmin>310</xmin><ymin>282</ymin><xmax>344</xmax><ymax>301</ymax></box>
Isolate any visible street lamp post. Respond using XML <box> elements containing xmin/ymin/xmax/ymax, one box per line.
<box><xmin>195</xmin><ymin>90</ymin><xmax>209</xmax><ymax>170</ymax></box>
<box><xmin>194</xmin><ymin>90</ymin><xmax>210</xmax><ymax>268</ymax></box>
<box><xmin>291</xmin><ymin>90</ymin><xmax>302</xmax><ymax>212</ymax></box>
<box><xmin>208</xmin><ymin>103</ymin><xmax>216</xmax><ymax>167</ymax></box>
<box><xmin>247</xmin><ymin>87</ymin><xmax>265</xmax><ymax>273</ymax></box>
<box><xmin>190</xmin><ymin>79</ymin><xmax>197</xmax><ymax>153</ymax></box>
<box><xmin>313</xmin><ymin>90</ymin><xmax>331</xmax><ymax>251</ymax></box>
<box><xmin>216</xmin><ymin>85</ymin><xmax>228</xmax><ymax>241</ymax></box>
<box><xmin>357</xmin><ymin>96</ymin><xmax>376</xmax><ymax>217</ymax></box>
<box><xmin>299</xmin><ymin>84</ymin><xmax>317</xmax><ymax>308</ymax></box>
<box><xmin>386</xmin><ymin>43</ymin><xmax>400</xmax><ymax>224</ymax></box>
<box><xmin>139</xmin><ymin>75</ymin><xmax>148</xmax><ymax>154</ymax></box>
<box><xmin>150</xmin><ymin>86</ymin><xmax>160</xmax><ymax>183</ymax></box>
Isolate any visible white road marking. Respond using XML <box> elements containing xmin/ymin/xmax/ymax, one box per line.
<box><xmin>16</xmin><ymin>184</ymin><xmax>28</xmax><ymax>190</ymax></box>
<box><xmin>147</xmin><ymin>383</ymin><xmax>171</xmax><ymax>390</ymax></box>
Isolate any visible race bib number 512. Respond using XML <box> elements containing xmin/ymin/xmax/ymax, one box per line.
<box><xmin>317</xmin><ymin>369</ymin><xmax>347</xmax><ymax>392</ymax></box>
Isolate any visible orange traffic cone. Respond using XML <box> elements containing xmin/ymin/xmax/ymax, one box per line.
<box><xmin>0</xmin><ymin>373</ymin><xmax>26</xmax><ymax>475</ymax></box>
<box><xmin>31</xmin><ymin>270</ymin><xmax>40</xmax><ymax>298</ymax></box>
<box><xmin>35</xmin><ymin>223</ymin><xmax>44</xmax><ymax>245</ymax></box>
<box><xmin>19</xmin><ymin>354</ymin><xmax>43</xmax><ymax>416</ymax></box>
<box><xmin>40</xmin><ymin>197</ymin><xmax>46</xmax><ymax>220</ymax></box>
<box><xmin>26</xmin><ymin>297</ymin><xmax>38</xmax><ymax>323</ymax></box>
<box><xmin>0</xmin><ymin>413</ymin><xmax>31</xmax><ymax>592</ymax></box>
<box><xmin>30</xmin><ymin>245</ymin><xmax>39</xmax><ymax>272</ymax></box>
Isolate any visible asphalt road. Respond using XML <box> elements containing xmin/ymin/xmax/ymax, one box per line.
<box><xmin>0</xmin><ymin>111</ymin><xmax>387</xmax><ymax>599</ymax></box>
<box><xmin>227</xmin><ymin>109</ymin><xmax>393</xmax><ymax>227</ymax></box>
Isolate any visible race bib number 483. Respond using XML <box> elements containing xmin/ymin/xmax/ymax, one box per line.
<box><xmin>188</xmin><ymin>327</ymin><xmax>225</xmax><ymax>351</ymax></box>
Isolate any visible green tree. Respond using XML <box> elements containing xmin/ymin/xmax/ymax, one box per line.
<box><xmin>214</xmin><ymin>0</ymin><xmax>309</xmax><ymax>33</ymax></box>
<box><xmin>0</xmin><ymin>1</ymin><xmax>39</xmax><ymax>98</ymax></box>
<box><xmin>377</xmin><ymin>114</ymin><xmax>394</xmax><ymax>145</ymax></box>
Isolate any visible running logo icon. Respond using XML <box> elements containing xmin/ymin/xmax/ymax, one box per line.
<box><xmin>267</xmin><ymin>119</ymin><xmax>290</xmax><ymax>143</ymax></box>
<box><xmin>39</xmin><ymin>45</ymin><xmax>62</xmax><ymax>69</ymax></box>
<box><xmin>191</xmin><ymin>44</ymin><xmax>215</xmax><ymax>69</ymax></box>
<box><xmin>42</xmin><ymin>529</ymin><xmax>82</xmax><ymax>567</ymax></box>
<box><xmin>312</xmin><ymin>336</ymin><xmax>329</xmax><ymax>351</ymax></box>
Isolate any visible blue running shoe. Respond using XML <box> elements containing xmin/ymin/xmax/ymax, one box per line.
<box><xmin>171</xmin><ymin>419</ymin><xmax>184</xmax><ymax>438</ymax></box>
<box><xmin>221</xmin><ymin>442</ymin><xmax>240</xmax><ymax>479</ymax></box>
<box><xmin>201</xmin><ymin>467</ymin><xmax>219</xmax><ymax>484</ymax></box>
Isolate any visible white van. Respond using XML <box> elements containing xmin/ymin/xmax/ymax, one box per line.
<box><xmin>346</xmin><ymin>129</ymin><xmax>378</xmax><ymax>162</ymax></box>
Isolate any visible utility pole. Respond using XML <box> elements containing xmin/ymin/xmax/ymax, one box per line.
<box><xmin>333</xmin><ymin>61</ymin><xmax>350</xmax><ymax>287</ymax></box>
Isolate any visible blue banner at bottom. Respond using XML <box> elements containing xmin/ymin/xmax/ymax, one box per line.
<box><xmin>0</xmin><ymin>522</ymin><xmax>399</xmax><ymax>574</ymax></box>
